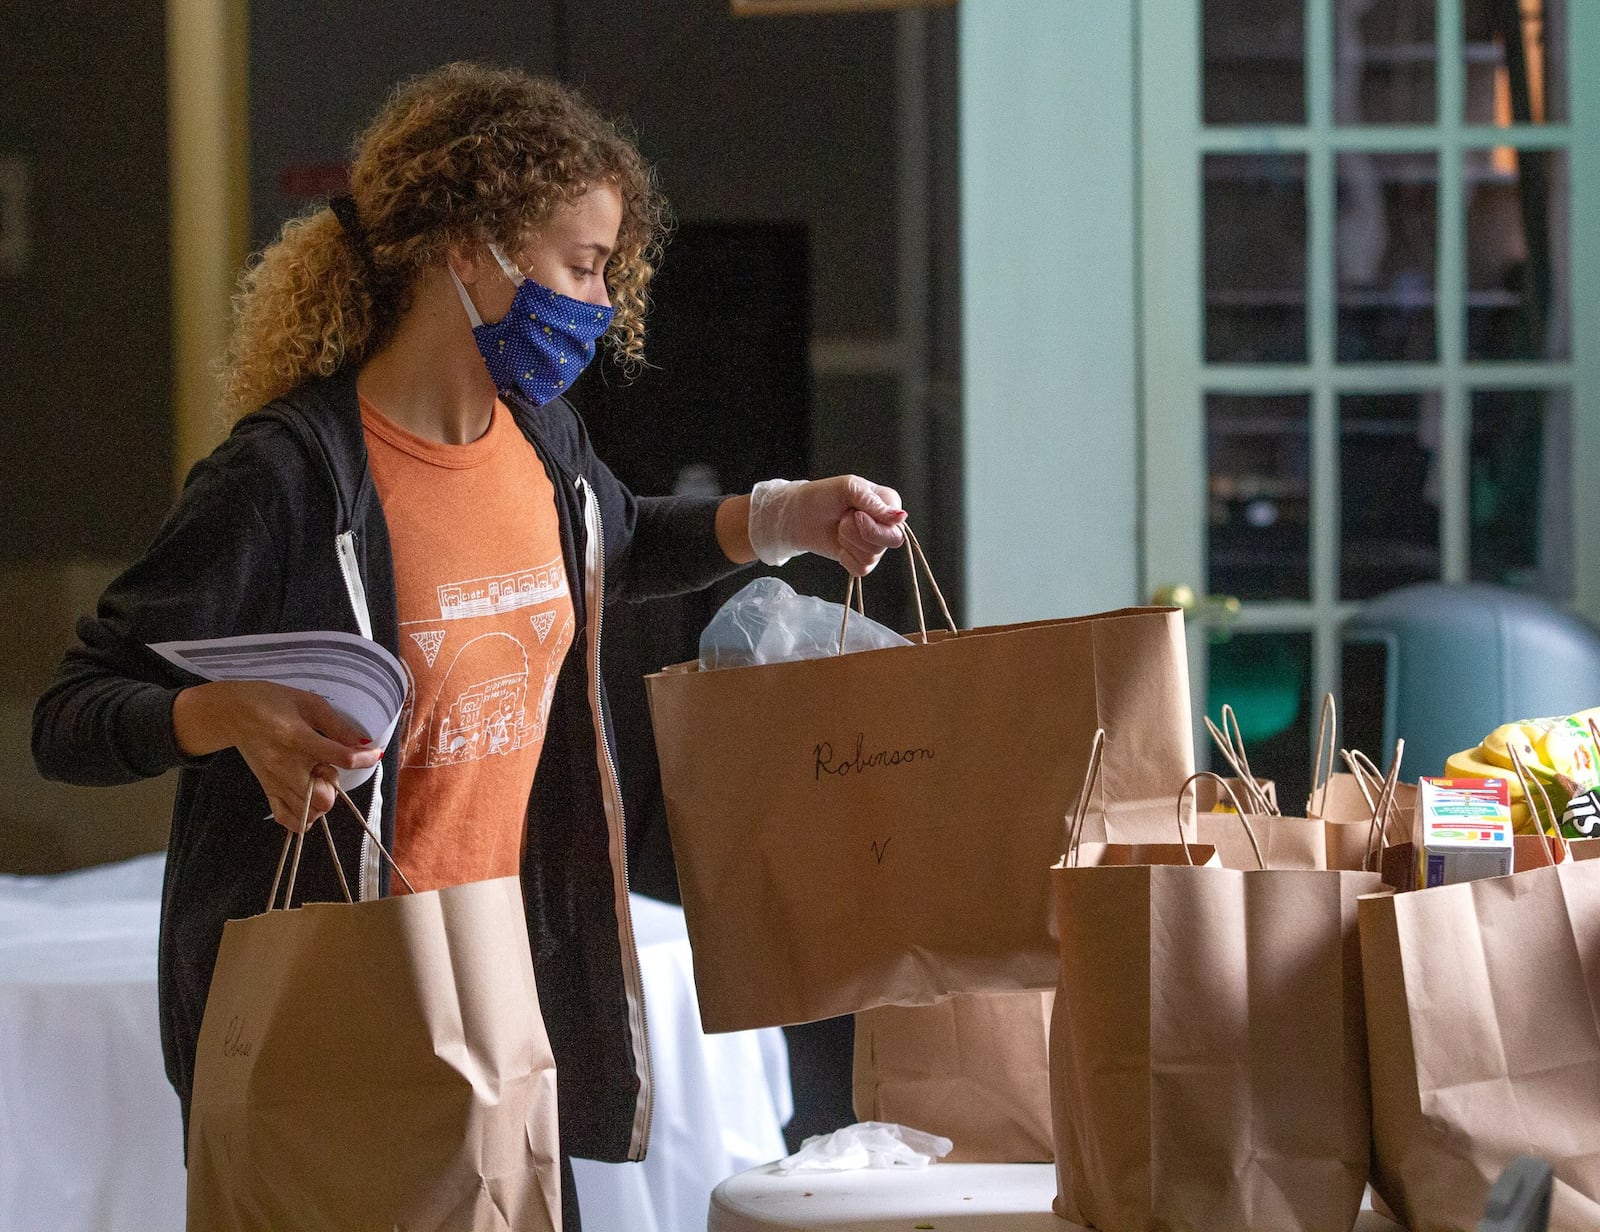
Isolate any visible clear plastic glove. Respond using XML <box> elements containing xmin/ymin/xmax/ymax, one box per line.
<box><xmin>699</xmin><ymin>577</ymin><xmax>911</xmax><ymax>671</ymax></box>
<box><xmin>748</xmin><ymin>475</ymin><xmax>907</xmax><ymax>575</ymax></box>
<box><xmin>772</xmin><ymin>1122</ymin><xmax>954</xmax><ymax>1174</ymax></box>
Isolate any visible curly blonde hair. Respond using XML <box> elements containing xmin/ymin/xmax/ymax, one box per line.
<box><xmin>222</xmin><ymin>62</ymin><xmax>667</xmax><ymax>419</ymax></box>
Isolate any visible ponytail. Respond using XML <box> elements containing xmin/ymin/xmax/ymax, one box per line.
<box><xmin>220</xmin><ymin>205</ymin><xmax>382</xmax><ymax>421</ymax></box>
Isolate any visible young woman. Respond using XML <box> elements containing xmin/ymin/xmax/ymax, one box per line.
<box><xmin>32</xmin><ymin>62</ymin><xmax>904</xmax><ymax>1228</ymax></box>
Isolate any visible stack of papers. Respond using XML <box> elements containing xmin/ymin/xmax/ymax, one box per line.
<box><xmin>150</xmin><ymin>631</ymin><xmax>405</xmax><ymax>788</ymax></box>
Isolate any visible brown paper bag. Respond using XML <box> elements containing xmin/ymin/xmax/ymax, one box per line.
<box><xmin>645</xmin><ymin>603</ymin><xmax>1193</xmax><ymax>1031</ymax></box>
<box><xmin>1198</xmin><ymin>811</ymin><xmax>1328</xmax><ymax>870</ymax></box>
<box><xmin>1309</xmin><ymin>762</ymin><xmax>1417</xmax><ymax>872</ymax></box>
<box><xmin>1194</xmin><ymin>774</ymin><xmax>1331</xmax><ymax>871</ymax></box>
<box><xmin>1207</xmin><ymin>700</ymin><xmax>1398</xmax><ymax>872</ymax></box>
<box><xmin>186</xmin><ymin>813</ymin><xmax>560</xmax><ymax>1232</ymax></box>
<box><xmin>1300</xmin><ymin>693</ymin><xmax>1415</xmax><ymax>832</ymax></box>
<box><xmin>1051</xmin><ymin>779</ymin><xmax>1381</xmax><ymax>1232</ymax></box>
<box><xmin>853</xmin><ymin>990</ymin><xmax>1054</xmax><ymax>1162</ymax></box>
<box><xmin>1323</xmin><ymin>813</ymin><xmax>1385</xmax><ymax>872</ymax></box>
<box><xmin>1308</xmin><ymin>771</ymin><xmax>1415</xmax><ymax>827</ymax></box>
<box><xmin>1377</xmin><ymin>842</ymin><xmax>1418</xmax><ymax>893</ymax></box>
<box><xmin>1199</xmin><ymin>808</ymin><xmax>1400</xmax><ymax>873</ymax></box>
<box><xmin>1515</xmin><ymin>831</ymin><xmax>1569</xmax><ymax>869</ymax></box>
<box><xmin>1360</xmin><ymin>858</ymin><xmax>1600</xmax><ymax>1231</ymax></box>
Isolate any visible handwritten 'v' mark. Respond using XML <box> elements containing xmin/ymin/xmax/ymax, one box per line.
<box><xmin>871</xmin><ymin>837</ymin><xmax>893</xmax><ymax>865</ymax></box>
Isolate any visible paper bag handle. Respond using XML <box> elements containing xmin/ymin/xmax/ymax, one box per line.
<box><xmin>1346</xmin><ymin>747</ymin><xmax>1387</xmax><ymax>798</ymax></box>
<box><xmin>1202</xmin><ymin>706</ymin><xmax>1277</xmax><ymax>816</ymax></box>
<box><xmin>1337</xmin><ymin>748</ymin><xmax>1381</xmax><ymax>818</ymax></box>
<box><xmin>838</xmin><ymin>523</ymin><xmax>957</xmax><ymax>653</ymax></box>
<box><xmin>1064</xmin><ymin>728</ymin><xmax>1107</xmax><ymax>867</ymax></box>
<box><xmin>1177</xmin><ymin>771</ymin><xmax>1265</xmax><ymax>869</ymax></box>
<box><xmin>1340</xmin><ymin>748</ymin><xmax>1388</xmax><ymax>868</ymax></box>
<box><xmin>1339</xmin><ymin>747</ymin><xmax>1385</xmax><ymax>860</ymax></box>
<box><xmin>837</xmin><ymin>568</ymin><xmax>867</xmax><ymax>651</ymax></box>
<box><xmin>267</xmin><ymin>777</ymin><xmax>415</xmax><ymax>912</ymax></box>
<box><xmin>1309</xmin><ymin>693</ymin><xmax>1337</xmax><ymax>817</ymax></box>
<box><xmin>1370</xmin><ymin>742</ymin><xmax>1404</xmax><ymax>862</ymax></box>
<box><xmin>1349</xmin><ymin>741</ymin><xmax>1405</xmax><ymax>862</ymax></box>
<box><xmin>1507</xmin><ymin>740</ymin><xmax>1565</xmax><ymax>865</ymax></box>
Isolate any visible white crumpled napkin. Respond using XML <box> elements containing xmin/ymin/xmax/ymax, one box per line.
<box><xmin>772</xmin><ymin>1121</ymin><xmax>954</xmax><ymax>1174</ymax></box>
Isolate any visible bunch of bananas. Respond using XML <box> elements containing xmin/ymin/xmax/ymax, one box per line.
<box><xmin>1445</xmin><ymin>706</ymin><xmax>1600</xmax><ymax>838</ymax></box>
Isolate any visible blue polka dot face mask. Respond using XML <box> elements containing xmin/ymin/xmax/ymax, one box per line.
<box><xmin>449</xmin><ymin>244</ymin><xmax>615</xmax><ymax>406</ymax></box>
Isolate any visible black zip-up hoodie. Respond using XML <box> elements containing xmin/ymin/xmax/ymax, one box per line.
<box><xmin>32</xmin><ymin>367</ymin><xmax>744</xmax><ymax>1163</ymax></box>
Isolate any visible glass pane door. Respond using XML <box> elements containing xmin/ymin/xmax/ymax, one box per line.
<box><xmin>1141</xmin><ymin>0</ymin><xmax>1594</xmax><ymax>805</ymax></box>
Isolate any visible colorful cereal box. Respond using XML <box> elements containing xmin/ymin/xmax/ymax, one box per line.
<box><xmin>1418</xmin><ymin>777</ymin><xmax>1514</xmax><ymax>888</ymax></box>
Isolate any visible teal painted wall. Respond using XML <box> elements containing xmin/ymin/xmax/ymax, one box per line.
<box><xmin>959</xmin><ymin>0</ymin><xmax>1140</xmax><ymax>625</ymax></box>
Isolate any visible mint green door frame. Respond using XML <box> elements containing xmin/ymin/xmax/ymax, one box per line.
<box><xmin>1140</xmin><ymin>1</ymin><xmax>1600</xmax><ymax>763</ymax></box>
<box><xmin>960</xmin><ymin>3</ymin><xmax>1141</xmax><ymax>626</ymax></box>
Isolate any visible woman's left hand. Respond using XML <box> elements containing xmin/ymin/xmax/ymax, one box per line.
<box><xmin>746</xmin><ymin>475</ymin><xmax>908</xmax><ymax>576</ymax></box>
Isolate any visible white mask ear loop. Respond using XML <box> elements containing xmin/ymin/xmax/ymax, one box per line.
<box><xmin>448</xmin><ymin>263</ymin><xmax>486</xmax><ymax>329</ymax></box>
<box><xmin>450</xmin><ymin>244</ymin><xmax>525</xmax><ymax>329</ymax></box>
<box><xmin>487</xmin><ymin>243</ymin><xmax>527</xmax><ymax>287</ymax></box>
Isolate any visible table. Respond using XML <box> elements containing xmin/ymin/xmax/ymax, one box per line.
<box><xmin>710</xmin><ymin>1163</ymin><xmax>1409</xmax><ymax>1232</ymax></box>
<box><xmin>0</xmin><ymin>854</ymin><xmax>791</xmax><ymax>1232</ymax></box>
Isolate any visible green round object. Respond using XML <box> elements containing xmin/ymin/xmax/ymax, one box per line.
<box><xmin>1207</xmin><ymin>634</ymin><xmax>1304</xmax><ymax>744</ymax></box>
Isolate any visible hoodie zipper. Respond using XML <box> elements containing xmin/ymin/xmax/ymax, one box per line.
<box><xmin>335</xmin><ymin>529</ymin><xmax>384</xmax><ymax>901</ymax></box>
<box><xmin>577</xmin><ymin>475</ymin><xmax>655</xmax><ymax>1160</ymax></box>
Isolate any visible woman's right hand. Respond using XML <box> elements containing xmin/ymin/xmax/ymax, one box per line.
<box><xmin>172</xmin><ymin>680</ymin><xmax>385</xmax><ymax>833</ymax></box>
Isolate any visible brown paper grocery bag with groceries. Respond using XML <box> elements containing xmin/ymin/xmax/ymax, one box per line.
<box><xmin>646</xmin><ymin>540</ymin><xmax>1194</xmax><ymax>1031</ymax></box>
<box><xmin>1197</xmin><ymin>779</ymin><xmax>1397</xmax><ymax>873</ymax></box>
<box><xmin>1360</xmin><ymin>852</ymin><xmax>1600</xmax><ymax>1231</ymax></box>
<box><xmin>853</xmin><ymin>989</ymin><xmax>1054</xmax><ymax>1163</ymax></box>
<box><xmin>186</xmin><ymin>795</ymin><xmax>560</xmax><ymax>1232</ymax></box>
<box><xmin>1205</xmin><ymin>696</ymin><xmax>1415</xmax><ymax>873</ymax></box>
<box><xmin>1197</xmin><ymin>798</ymin><xmax>1330</xmax><ymax>869</ymax></box>
<box><xmin>1310</xmin><ymin>771</ymin><xmax>1417</xmax><ymax>832</ymax></box>
<box><xmin>1307</xmin><ymin>750</ymin><xmax>1417</xmax><ymax>873</ymax></box>
<box><xmin>1191</xmin><ymin>742</ymin><xmax>1333</xmax><ymax>870</ymax></box>
<box><xmin>1050</xmin><ymin>766</ymin><xmax>1381</xmax><ymax>1232</ymax></box>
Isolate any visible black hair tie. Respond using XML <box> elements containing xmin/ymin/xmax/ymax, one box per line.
<box><xmin>329</xmin><ymin>193</ymin><xmax>378</xmax><ymax>280</ymax></box>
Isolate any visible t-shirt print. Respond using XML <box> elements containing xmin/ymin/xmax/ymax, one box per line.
<box><xmin>397</xmin><ymin>559</ymin><xmax>575</xmax><ymax>769</ymax></box>
<box><xmin>360</xmin><ymin>394</ymin><xmax>575</xmax><ymax>894</ymax></box>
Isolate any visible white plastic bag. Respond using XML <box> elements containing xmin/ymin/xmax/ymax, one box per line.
<box><xmin>772</xmin><ymin>1122</ymin><xmax>954</xmax><ymax>1174</ymax></box>
<box><xmin>698</xmin><ymin>577</ymin><xmax>910</xmax><ymax>671</ymax></box>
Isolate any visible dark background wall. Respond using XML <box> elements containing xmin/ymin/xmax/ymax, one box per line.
<box><xmin>0</xmin><ymin>2</ymin><xmax>178</xmax><ymax>875</ymax></box>
<box><xmin>1</xmin><ymin>1</ymin><xmax>173</xmax><ymax>562</ymax></box>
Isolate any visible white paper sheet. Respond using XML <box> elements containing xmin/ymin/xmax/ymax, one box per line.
<box><xmin>148</xmin><ymin>631</ymin><xmax>406</xmax><ymax>788</ymax></box>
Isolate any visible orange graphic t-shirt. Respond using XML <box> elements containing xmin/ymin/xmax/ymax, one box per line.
<box><xmin>361</xmin><ymin>396</ymin><xmax>575</xmax><ymax>894</ymax></box>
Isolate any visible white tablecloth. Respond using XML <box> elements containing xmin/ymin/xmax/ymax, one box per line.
<box><xmin>709</xmin><ymin>1163</ymin><xmax>1408</xmax><ymax>1232</ymax></box>
<box><xmin>0</xmin><ymin>855</ymin><xmax>791</xmax><ymax>1232</ymax></box>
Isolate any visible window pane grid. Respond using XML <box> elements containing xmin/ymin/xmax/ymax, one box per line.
<box><xmin>1201</xmin><ymin>0</ymin><xmax>1307</xmax><ymax>126</ymax></box>
<box><xmin>1177</xmin><ymin>0</ymin><xmax>1584</xmax><ymax>770</ymax></box>
<box><xmin>1203</xmin><ymin>363</ymin><xmax>1573</xmax><ymax>386</ymax></box>
<box><xmin>1193</xmin><ymin>126</ymin><xmax>1572</xmax><ymax>152</ymax></box>
<box><xmin>1335</xmin><ymin>0</ymin><xmax>1439</xmax><ymax>126</ymax></box>
<box><xmin>1469</xmin><ymin>387</ymin><xmax>1574</xmax><ymax>599</ymax></box>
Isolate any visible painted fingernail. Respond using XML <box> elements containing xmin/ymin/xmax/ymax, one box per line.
<box><xmin>358</xmin><ymin>737</ymin><xmax>372</xmax><ymax>745</ymax></box>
